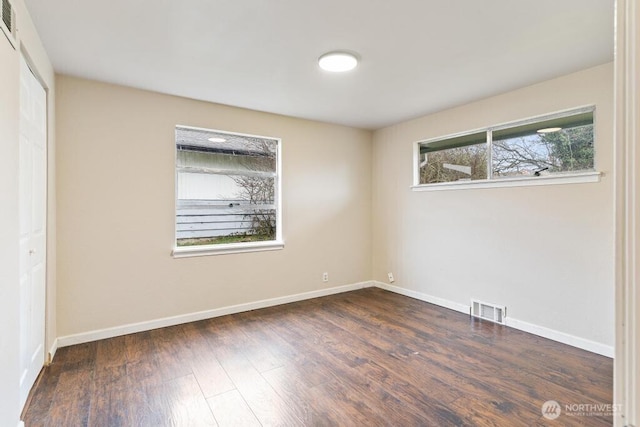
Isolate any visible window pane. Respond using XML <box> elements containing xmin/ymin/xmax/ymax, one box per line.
<box><xmin>419</xmin><ymin>142</ymin><xmax>488</xmax><ymax>184</ymax></box>
<box><xmin>175</xmin><ymin>127</ymin><xmax>278</xmax><ymax>247</ymax></box>
<box><xmin>492</xmin><ymin>111</ymin><xmax>594</xmax><ymax>178</ymax></box>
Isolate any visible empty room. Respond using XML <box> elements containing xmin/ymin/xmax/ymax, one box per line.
<box><xmin>1</xmin><ymin>0</ymin><xmax>638</xmax><ymax>426</ymax></box>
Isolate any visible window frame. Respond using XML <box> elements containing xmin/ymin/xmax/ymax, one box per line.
<box><xmin>172</xmin><ymin>125</ymin><xmax>284</xmax><ymax>258</ymax></box>
<box><xmin>412</xmin><ymin>105</ymin><xmax>601</xmax><ymax>191</ymax></box>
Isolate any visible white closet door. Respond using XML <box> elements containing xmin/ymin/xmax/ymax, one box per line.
<box><xmin>19</xmin><ymin>55</ymin><xmax>47</xmax><ymax>411</ymax></box>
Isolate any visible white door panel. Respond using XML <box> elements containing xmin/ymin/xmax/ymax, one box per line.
<box><xmin>19</xmin><ymin>56</ymin><xmax>47</xmax><ymax>411</ymax></box>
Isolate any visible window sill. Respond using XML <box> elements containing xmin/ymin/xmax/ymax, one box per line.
<box><xmin>410</xmin><ymin>171</ymin><xmax>602</xmax><ymax>192</ymax></box>
<box><xmin>172</xmin><ymin>240</ymin><xmax>285</xmax><ymax>258</ymax></box>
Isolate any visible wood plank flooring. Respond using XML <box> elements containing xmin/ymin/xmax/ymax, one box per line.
<box><xmin>23</xmin><ymin>288</ymin><xmax>613</xmax><ymax>426</ymax></box>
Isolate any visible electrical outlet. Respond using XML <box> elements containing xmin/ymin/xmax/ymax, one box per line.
<box><xmin>388</xmin><ymin>272</ymin><xmax>395</xmax><ymax>283</ymax></box>
<box><xmin>322</xmin><ymin>272</ymin><xmax>329</xmax><ymax>282</ymax></box>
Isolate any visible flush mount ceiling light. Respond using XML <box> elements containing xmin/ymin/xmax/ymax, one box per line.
<box><xmin>318</xmin><ymin>51</ymin><xmax>359</xmax><ymax>72</ymax></box>
<box><xmin>208</xmin><ymin>137</ymin><xmax>226</xmax><ymax>143</ymax></box>
<box><xmin>536</xmin><ymin>127</ymin><xmax>562</xmax><ymax>134</ymax></box>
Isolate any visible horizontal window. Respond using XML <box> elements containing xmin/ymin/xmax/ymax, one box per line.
<box><xmin>414</xmin><ymin>107</ymin><xmax>596</xmax><ymax>188</ymax></box>
<box><xmin>173</xmin><ymin>126</ymin><xmax>282</xmax><ymax>256</ymax></box>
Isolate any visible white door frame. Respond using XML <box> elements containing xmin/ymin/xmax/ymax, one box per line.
<box><xmin>614</xmin><ymin>1</ymin><xmax>638</xmax><ymax>426</ymax></box>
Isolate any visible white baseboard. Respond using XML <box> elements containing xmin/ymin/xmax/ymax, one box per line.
<box><xmin>504</xmin><ymin>317</ymin><xmax>614</xmax><ymax>358</ymax></box>
<box><xmin>57</xmin><ymin>281</ymin><xmax>374</xmax><ymax>348</ymax></box>
<box><xmin>55</xmin><ymin>279</ymin><xmax>613</xmax><ymax>358</ymax></box>
<box><xmin>373</xmin><ymin>281</ymin><xmax>614</xmax><ymax>358</ymax></box>
<box><xmin>374</xmin><ymin>281</ymin><xmax>470</xmax><ymax>314</ymax></box>
<box><xmin>47</xmin><ymin>338</ymin><xmax>58</xmax><ymax>364</ymax></box>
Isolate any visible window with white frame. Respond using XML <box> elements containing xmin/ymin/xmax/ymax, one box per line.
<box><xmin>415</xmin><ymin>107</ymin><xmax>596</xmax><ymax>187</ymax></box>
<box><xmin>174</xmin><ymin>126</ymin><xmax>282</xmax><ymax>255</ymax></box>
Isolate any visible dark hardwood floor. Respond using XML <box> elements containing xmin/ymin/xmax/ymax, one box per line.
<box><xmin>23</xmin><ymin>288</ymin><xmax>613</xmax><ymax>426</ymax></box>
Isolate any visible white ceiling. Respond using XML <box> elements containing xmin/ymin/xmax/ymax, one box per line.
<box><xmin>23</xmin><ymin>0</ymin><xmax>614</xmax><ymax>130</ymax></box>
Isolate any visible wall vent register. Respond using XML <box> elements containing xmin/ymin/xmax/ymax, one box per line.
<box><xmin>1</xmin><ymin>0</ymin><xmax>16</xmax><ymax>48</ymax></box>
<box><xmin>471</xmin><ymin>300</ymin><xmax>506</xmax><ymax>325</ymax></box>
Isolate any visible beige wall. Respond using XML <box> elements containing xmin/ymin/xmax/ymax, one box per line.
<box><xmin>0</xmin><ymin>0</ymin><xmax>55</xmax><ymax>425</ymax></box>
<box><xmin>372</xmin><ymin>63</ymin><xmax>614</xmax><ymax>348</ymax></box>
<box><xmin>57</xmin><ymin>66</ymin><xmax>615</xmax><ymax>349</ymax></box>
<box><xmin>55</xmin><ymin>75</ymin><xmax>372</xmax><ymax>337</ymax></box>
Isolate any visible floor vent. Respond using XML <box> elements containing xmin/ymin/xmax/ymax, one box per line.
<box><xmin>1</xmin><ymin>0</ymin><xmax>16</xmax><ymax>48</ymax></box>
<box><xmin>471</xmin><ymin>300</ymin><xmax>506</xmax><ymax>324</ymax></box>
